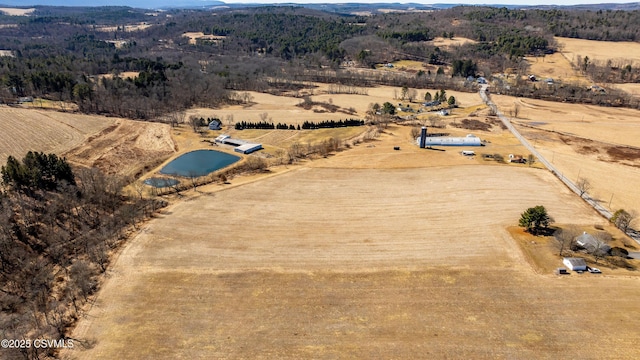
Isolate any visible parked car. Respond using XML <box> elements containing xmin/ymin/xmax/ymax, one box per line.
<box><xmin>588</xmin><ymin>267</ymin><xmax>602</xmax><ymax>274</ymax></box>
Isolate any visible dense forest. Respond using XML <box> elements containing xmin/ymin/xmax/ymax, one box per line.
<box><xmin>1</xmin><ymin>5</ymin><xmax>640</xmax><ymax>117</ymax></box>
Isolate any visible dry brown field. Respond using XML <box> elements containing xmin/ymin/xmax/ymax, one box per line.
<box><xmin>182</xmin><ymin>32</ymin><xmax>226</xmax><ymax>45</ymax></box>
<box><xmin>64</xmin><ymin>119</ymin><xmax>176</xmax><ymax>177</ymax></box>
<box><xmin>54</xmin><ymin>80</ymin><xmax>640</xmax><ymax>359</ymax></box>
<box><xmin>613</xmin><ymin>83</ymin><xmax>640</xmax><ymax>100</ymax></box>
<box><xmin>556</xmin><ymin>36</ymin><xmax>640</xmax><ymax>66</ymax></box>
<box><xmin>188</xmin><ymin>85</ymin><xmax>484</xmax><ymax>127</ymax></box>
<box><xmin>0</xmin><ymin>107</ymin><xmax>115</xmax><ymax>165</ymax></box>
<box><xmin>431</xmin><ymin>36</ymin><xmax>477</xmax><ymax>48</ymax></box>
<box><xmin>0</xmin><ymin>7</ymin><xmax>35</xmax><ymax>16</ymax></box>
<box><xmin>65</xmin><ymin>148</ymin><xmax>640</xmax><ymax>359</ymax></box>
<box><xmin>490</xmin><ymin>94</ymin><xmax>640</xmax><ymax>218</ymax></box>
<box><xmin>524</xmin><ymin>52</ymin><xmax>588</xmax><ymax>84</ymax></box>
<box><xmin>97</xmin><ymin>71</ymin><xmax>140</xmax><ymax>80</ymax></box>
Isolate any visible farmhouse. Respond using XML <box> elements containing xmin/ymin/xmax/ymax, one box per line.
<box><xmin>208</xmin><ymin>119</ymin><xmax>221</xmax><ymax>130</ymax></box>
<box><xmin>563</xmin><ymin>257</ymin><xmax>587</xmax><ymax>271</ymax></box>
<box><xmin>215</xmin><ymin>134</ymin><xmax>262</xmax><ymax>154</ymax></box>
<box><xmin>576</xmin><ymin>232</ymin><xmax>611</xmax><ymax>254</ymax></box>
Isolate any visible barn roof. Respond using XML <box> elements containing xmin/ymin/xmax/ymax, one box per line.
<box><xmin>563</xmin><ymin>257</ymin><xmax>587</xmax><ymax>267</ymax></box>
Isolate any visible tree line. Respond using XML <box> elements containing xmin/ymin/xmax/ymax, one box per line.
<box><xmin>235</xmin><ymin>118</ymin><xmax>364</xmax><ymax>130</ymax></box>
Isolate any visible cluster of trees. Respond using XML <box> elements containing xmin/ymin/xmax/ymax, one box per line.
<box><xmin>0</xmin><ymin>152</ymin><xmax>165</xmax><ymax>359</ymax></box>
<box><xmin>424</xmin><ymin>89</ymin><xmax>454</xmax><ymax>104</ymax></box>
<box><xmin>301</xmin><ymin>119</ymin><xmax>364</xmax><ymax>129</ymax></box>
<box><xmin>451</xmin><ymin>59</ymin><xmax>478</xmax><ymax>77</ymax></box>
<box><xmin>378</xmin><ymin>29</ymin><xmax>433</xmax><ymax>43</ymax></box>
<box><xmin>519</xmin><ymin>205</ymin><xmax>552</xmax><ymax>235</ymax></box>
<box><xmin>2</xmin><ymin>151</ymin><xmax>75</xmax><ymax>194</ymax></box>
<box><xmin>235</xmin><ymin>118</ymin><xmax>364</xmax><ymax>130</ymax></box>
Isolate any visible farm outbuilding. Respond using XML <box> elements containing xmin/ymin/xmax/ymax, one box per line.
<box><xmin>416</xmin><ymin>133</ymin><xmax>482</xmax><ymax>147</ymax></box>
<box><xmin>234</xmin><ymin>143</ymin><xmax>263</xmax><ymax>154</ymax></box>
<box><xmin>563</xmin><ymin>257</ymin><xmax>587</xmax><ymax>271</ymax></box>
<box><xmin>215</xmin><ymin>134</ymin><xmax>262</xmax><ymax>154</ymax></box>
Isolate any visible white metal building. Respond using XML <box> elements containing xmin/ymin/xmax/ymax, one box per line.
<box><xmin>215</xmin><ymin>134</ymin><xmax>262</xmax><ymax>154</ymax></box>
<box><xmin>416</xmin><ymin>134</ymin><xmax>482</xmax><ymax>147</ymax></box>
<box><xmin>563</xmin><ymin>257</ymin><xmax>587</xmax><ymax>271</ymax></box>
<box><xmin>234</xmin><ymin>143</ymin><xmax>263</xmax><ymax>154</ymax></box>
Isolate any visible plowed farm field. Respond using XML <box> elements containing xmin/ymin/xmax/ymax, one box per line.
<box><xmin>0</xmin><ymin>107</ymin><xmax>115</xmax><ymax>165</ymax></box>
<box><xmin>65</xmin><ymin>163</ymin><xmax>640</xmax><ymax>359</ymax></box>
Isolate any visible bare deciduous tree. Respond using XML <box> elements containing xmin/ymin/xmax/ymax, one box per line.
<box><xmin>189</xmin><ymin>115</ymin><xmax>201</xmax><ymax>133</ymax></box>
<box><xmin>167</xmin><ymin>110</ymin><xmax>186</xmax><ymax>128</ymax></box>
<box><xmin>410</xmin><ymin>127</ymin><xmax>421</xmax><ymax>139</ymax></box>
<box><xmin>554</xmin><ymin>225</ymin><xmax>580</xmax><ymax>256</ymax></box>
<box><xmin>576</xmin><ymin>177</ymin><xmax>591</xmax><ymax>197</ymax></box>
<box><xmin>132</xmin><ymin>179</ymin><xmax>146</xmax><ymax>200</ymax></box>
<box><xmin>187</xmin><ymin>171</ymin><xmax>201</xmax><ymax>192</ymax></box>
<box><xmin>407</xmin><ymin>88</ymin><xmax>417</xmax><ymax>103</ymax></box>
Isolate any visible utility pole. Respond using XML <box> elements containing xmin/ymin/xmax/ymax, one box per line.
<box><xmin>609</xmin><ymin>193</ymin><xmax>614</xmax><ymax>208</ymax></box>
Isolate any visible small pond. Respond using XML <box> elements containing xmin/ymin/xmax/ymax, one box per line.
<box><xmin>144</xmin><ymin>177</ymin><xmax>180</xmax><ymax>188</ymax></box>
<box><xmin>159</xmin><ymin>150</ymin><xmax>240</xmax><ymax>177</ymax></box>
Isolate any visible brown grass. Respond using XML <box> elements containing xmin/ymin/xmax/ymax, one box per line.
<box><xmin>492</xmin><ymin>93</ymin><xmax>640</xmax><ymax>218</ymax></box>
<box><xmin>524</xmin><ymin>51</ymin><xmax>589</xmax><ymax>84</ymax></box>
<box><xmin>0</xmin><ymin>107</ymin><xmax>115</xmax><ymax>165</ymax></box>
<box><xmin>0</xmin><ymin>7</ymin><xmax>35</xmax><ymax>16</ymax></box>
<box><xmin>64</xmin><ymin>119</ymin><xmax>175</xmax><ymax>177</ymax></box>
<box><xmin>182</xmin><ymin>32</ymin><xmax>226</xmax><ymax>45</ymax></box>
<box><xmin>58</xmin><ymin>84</ymin><xmax>640</xmax><ymax>359</ymax></box>
<box><xmin>556</xmin><ymin>36</ymin><xmax>640</xmax><ymax>66</ymax></box>
<box><xmin>430</xmin><ymin>36</ymin><xmax>477</xmax><ymax>48</ymax></box>
<box><xmin>66</xmin><ymin>159</ymin><xmax>640</xmax><ymax>359</ymax></box>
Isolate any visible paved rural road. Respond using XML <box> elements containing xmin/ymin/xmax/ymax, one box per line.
<box><xmin>479</xmin><ymin>86</ymin><xmax>614</xmax><ymax>222</ymax></box>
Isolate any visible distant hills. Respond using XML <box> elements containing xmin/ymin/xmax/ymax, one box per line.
<box><xmin>1</xmin><ymin>1</ymin><xmax>640</xmax><ymax>12</ymax></box>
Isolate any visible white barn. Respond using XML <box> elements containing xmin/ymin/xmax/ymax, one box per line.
<box><xmin>563</xmin><ymin>257</ymin><xmax>587</xmax><ymax>271</ymax></box>
<box><xmin>416</xmin><ymin>134</ymin><xmax>482</xmax><ymax>147</ymax></box>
